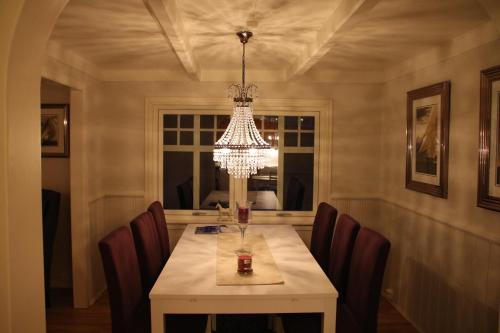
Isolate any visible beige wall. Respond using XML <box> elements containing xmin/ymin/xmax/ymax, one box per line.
<box><xmin>369</xmin><ymin>37</ymin><xmax>500</xmax><ymax>332</ymax></box>
<box><xmin>40</xmin><ymin>78</ymin><xmax>72</xmax><ymax>288</ymax></box>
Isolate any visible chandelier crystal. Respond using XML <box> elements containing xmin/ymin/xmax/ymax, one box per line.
<box><xmin>213</xmin><ymin>31</ymin><xmax>270</xmax><ymax>178</ymax></box>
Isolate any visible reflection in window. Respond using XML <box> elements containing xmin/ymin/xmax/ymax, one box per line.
<box><xmin>163</xmin><ymin>152</ymin><xmax>193</xmax><ymax>209</ymax></box>
<box><xmin>284</xmin><ymin>153</ymin><xmax>313</xmax><ymax>211</ymax></box>
<box><xmin>200</xmin><ymin>152</ymin><xmax>229</xmax><ymax>210</ymax></box>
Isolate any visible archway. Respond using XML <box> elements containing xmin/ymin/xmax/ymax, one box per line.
<box><xmin>1</xmin><ymin>1</ymin><xmax>84</xmax><ymax>332</ymax></box>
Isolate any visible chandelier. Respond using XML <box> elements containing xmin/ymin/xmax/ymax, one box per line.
<box><xmin>213</xmin><ymin>31</ymin><xmax>270</xmax><ymax>178</ymax></box>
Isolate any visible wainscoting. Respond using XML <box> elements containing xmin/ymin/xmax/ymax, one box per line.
<box><xmin>332</xmin><ymin>198</ymin><xmax>500</xmax><ymax>333</ymax></box>
<box><xmin>86</xmin><ymin>194</ymin><xmax>499</xmax><ymax>332</ymax></box>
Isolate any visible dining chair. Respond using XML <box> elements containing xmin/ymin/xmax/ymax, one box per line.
<box><xmin>337</xmin><ymin>227</ymin><xmax>390</xmax><ymax>333</ymax></box>
<box><xmin>41</xmin><ymin>189</ymin><xmax>61</xmax><ymax>307</ymax></box>
<box><xmin>147</xmin><ymin>201</ymin><xmax>171</xmax><ymax>265</ymax></box>
<box><xmin>327</xmin><ymin>214</ymin><xmax>360</xmax><ymax>303</ymax></box>
<box><xmin>99</xmin><ymin>226</ymin><xmax>209</xmax><ymax>333</ymax></box>
<box><xmin>130</xmin><ymin>212</ymin><xmax>164</xmax><ymax>295</ymax></box>
<box><xmin>310</xmin><ymin>202</ymin><xmax>338</xmax><ymax>273</ymax></box>
<box><xmin>177</xmin><ymin>177</ymin><xmax>193</xmax><ymax>209</ymax></box>
<box><xmin>281</xmin><ymin>227</ymin><xmax>390</xmax><ymax>333</ymax></box>
<box><xmin>284</xmin><ymin>176</ymin><xmax>305</xmax><ymax>210</ymax></box>
<box><xmin>98</xmin><ymin>226</ymin><xmax>150</xmax><ymax>333</ymax></box>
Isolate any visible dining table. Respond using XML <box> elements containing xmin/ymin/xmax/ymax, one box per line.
<box><xmin>149</xmin><ymin>224</ymin><xmax>338</xmax><ymax>333</ymax></box>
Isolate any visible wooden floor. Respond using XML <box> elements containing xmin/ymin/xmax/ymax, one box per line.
<box><xmin>46</xmin><ymin>289</ymin><xmax>418</xmax><ymax>333</ymax></box>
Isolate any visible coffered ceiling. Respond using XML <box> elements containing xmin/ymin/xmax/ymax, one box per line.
<box><xmin>48</xmin><ymin>0</ymin><xmax>497</xmax><ymax>82</ymax></box>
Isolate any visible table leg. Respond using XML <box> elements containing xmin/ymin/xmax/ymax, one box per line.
<box><xmin>151</xmin><ymin>302</ymin><xmax>163</xmax><ymax>333</ymax></box>
<box><xmin>322</xmin><ymin>300</ymin><xmax>336</xmax><ymax>333</ymax></box>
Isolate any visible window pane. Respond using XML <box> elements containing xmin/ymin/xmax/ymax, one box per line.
<box><xmin>163</xmin><ymin>131</ymin><xmax>177</xmax><ymax>145</ymax></box>
<box><xmin>264</xmin><ymin>132</ymin><xmax>278</xmax><ymax>147</ymax></box>
<box><xmin>300</xmin><ymin>116</ymin><xmax>314</xmax><ymax>130</ymax></box>
<box><xmin>200</xmin><ymin>131</ymin><xmax>214</xmax><ymax>145</ymax></box>
<box><xmin>163</xmin><ymin>152</ymin><xmax>193</xmax><ymax>209</ymax></box>
<box><xmin>283</xmin><ymin>153</ymin><xmax>313</xmax><ymax>211</ymax></box>
<box><xmin>300</xmin><ymin>133</ymin><xmax>314</xmax><ymax>147</ymax></box>
<box><xmin>284</xmin><ymin>132</ymin><xmax>298</xmax><ymax>147</ymax></box>
<box><xmin>285</xmin><ymin>116</ymin><xmax>298</xmax><ymax>130</ymax></box>
<box><xmin>200</xmin><ymin>115</ymin><xmax>214</xmax><ymax>129</ymax></box>
<box><xmin>180</xmin><ymin>131</ymin><xmax>193</xmax><ymax>145</ymax></box>
<box><xmin>264</xmin><ymin>116</ymin><xmax>278</xmax><ymax>130</ymax></box>
<box><xmin>180</xmin><ymin>115</ymin><xmax>194</xmax><ymax>128</ymax></box>
<box><xmin>217</xmin><ymin>115</ymin><xmax>230</xmax><ymax>129</ymax></box>
<box><xmin>199</xmin><ymin>152</ymin><xmax>229</xmax><ymax>210</ymax></box>
<box><xmin>164</xmin><ymin>115</ymin><xmax>177</xmax><ymax>128</ymax></box>
<box><xmin>216</xmin><ymin>131</ymin><xmax>224</xmax><ymax>140</ymax></box>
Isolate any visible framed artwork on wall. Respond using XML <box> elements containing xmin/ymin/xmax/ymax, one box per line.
<box><xmin>406</xmin><ymin>81</ymin><xmax>450</xmax><ymax>198</ymax></box>
<box><xmin>41</xmin><ymin>104</ymin><xmax>69</xmax><ymax>158</ymax></box>
<box><xmin>478</xmin><ymin>65</ymin><xmax>500</xmax><ymax>212</ymax></box>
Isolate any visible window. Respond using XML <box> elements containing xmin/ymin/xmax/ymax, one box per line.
<box><xmin>145</xmin><ymin>98</ymin><xmax>331</xmax><ymax>223</ymax></box>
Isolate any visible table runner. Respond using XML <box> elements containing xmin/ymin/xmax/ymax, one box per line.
<box><xmin>216</xmin><ymin>232</ymin><xmax>284</xmax><ymax>286</ymax></box>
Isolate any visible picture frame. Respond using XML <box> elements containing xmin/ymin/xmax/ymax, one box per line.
<box><xmin>478</xmin><ymin>65</ymin><xmax>500</xmax><ymax>212</ymax></box>
<box><xmin>406</xmin><ymin>81</ymin><xmax>450</xmax><ymax>198</ymax></box>
<box><xmin>41</xmin><ymin>104</ymin><xmax>69</xmax><ymax>157</ymax></box>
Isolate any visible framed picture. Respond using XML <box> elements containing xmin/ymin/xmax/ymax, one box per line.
<box><xmin>478</xmin><ymin>65</ymin><xmax>500</xmax><ymax>212</ymax></box>
<box><xmin>41</xmin><ymin>104</ymin><xmax>69</xmax><ymax>157</ymax></box>
<box><xmin>406</xmin><ymin>81</ymin><xmax>450</xmax><ymax>198</ymax></box>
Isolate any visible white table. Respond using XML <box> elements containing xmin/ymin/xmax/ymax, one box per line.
<box><xmin>150</xmin><ymin>224</ymin><xmax>338</xmax><ymax>333</ymax></box>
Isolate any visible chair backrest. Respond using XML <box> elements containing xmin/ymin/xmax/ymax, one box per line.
<box><xmin>41</xmin><ymin>189</ymin><xmax>61</xmax><ymax>307</ymax></box>
<box><xmin>310</xmin><ymin>202</ymin><xmax>338</xmax><ymax>273</ymax></box>
<box><xmin>345</xmin><ymin>227</ymin><xmax>390</xmax><ymax>333</ymax></box>
<box><xmin>285</xmin><ymin>176</ymin><xmax>305</xmax><ymax>211</ymax></box>
<box><xmin>130</xmin><ymin>212</ymin><xmax>164</xmax><ymax>296</ymax></box>
<box><xmin>177</xmin><ymin>177</ymin><xmax>193</xmax><ymax>209</ymax></box>
<box><xmin>148</xmin><ymin>201</ymin><xmax>171</xmax><ymax>264</ymax></box>
<box><xmin>327</xmin><ymin>214</ymin><xmax>360</xmax><ymax>303</ymax></box>
<box><xmin>98</xmin><ymin>227</ymin><xmax>144</xmax><ymax>333</ymax></box>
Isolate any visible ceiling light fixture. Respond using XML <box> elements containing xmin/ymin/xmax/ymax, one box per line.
<box><xmin>213</xmin><ymin>31</ymin><xmax>270</xmax><ymax>178</ymax></box>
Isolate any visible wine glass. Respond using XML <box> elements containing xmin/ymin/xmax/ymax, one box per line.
<box><xmin>235</xmin><ymin>201</ymin><xmax>251</xmax><ymax>253</ymax></box>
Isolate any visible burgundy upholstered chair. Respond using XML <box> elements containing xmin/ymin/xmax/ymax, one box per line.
<box><xmin>148</xmin><ymin>201</ymin><xmax>171</xmax><ymax>264</ymax></box>
<box><xmin>337</xmin><ymin>227</ymin><xmax>391</xmax><ymax>333</ymax></box>
<box><xmin>310</xmin><ymin>202</ymin><xmax>338</xmax><ymax>273</ymax></box>
<box><xmin>99</xmin><ymin>227</ymin><xmax>208</xmax><ymax>333</ymax></box>
<box><xmin>327</xmin><ymin>214</ymin><xmax>360</xmax><ymax>303</ymax></box>
<box><xmin>130</xmin><ymin>212</ymin><xmax>164</xmax><ymax>295</ymax></box>
<box><xmin>282</xmin><ymin>227</ymin><xmax>390</xmax><ymax>333</ymax></box>
<box><xmin>98</xmin><ymin>227</ymin><xmax>150</xmax><ymax>333</ymax></box>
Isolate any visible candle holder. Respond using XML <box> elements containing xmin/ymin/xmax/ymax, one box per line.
<box><xmin>237</xmin><ymin>250</ymin><xmax>253</xmax><ymax>275</ymax></box>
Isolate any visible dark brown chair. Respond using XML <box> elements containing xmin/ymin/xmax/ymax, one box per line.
<box><xmin>177</xmin><ymin>177</ymin><xmax>193</xmax><ymax>209</ymax></box>
<box><xmin>148</xmin><ymin>201</ymin><xmax>171</xmax><ymax>265</ymax></box>
<box><xmin>327</xmin><ymin>214</ymin><xmax>360</xmax><ymax>303</ymax></box>
<box><xmin>284</xmin><ymin>176</ymin><xmax>305</xmax><ymax>211</ymax></box>
<box><xmin>282</xmin><ymin>227</ymin><xmax>390</xmax><ymax>333</ymax></box>
<box><xmin>98</xmin><ymin>227</ymin><xmax>150</xmax><ymax>333</ymax></box>
<box><xmin>42</xmin><ymin>189</ymin><xmax>61</xmax><ymax>307</ymax></box>
<box><xmin>130</xmin><ymin>212</ymin><xmax>164</xmax><ymax>296</ymax></box>
<box><xmin>310</xmin><ymin>202</ymin><xmax>338</xmax><ymax>273</ymax></box>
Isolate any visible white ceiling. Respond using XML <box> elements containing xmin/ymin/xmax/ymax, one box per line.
<box><xmin>48</xmin><ymin>0</ymin><xmax>495</xmax><ymax>81</ymax></box>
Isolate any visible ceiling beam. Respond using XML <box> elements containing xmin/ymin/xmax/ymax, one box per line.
<box><xmin>143</xmin><ymin>0</ymin><xmax>199</xmax><ymax>79</ymax></box>
<box><xmin>476</xmin><ymin>0</ymin><xmax>500</xmax><ymax>33</ymax></box>
<box><xmin>286</xmin><ymin>0</ymin><xmax>380</xmax><ymax>80</ymax></box>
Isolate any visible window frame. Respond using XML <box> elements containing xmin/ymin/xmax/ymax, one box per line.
<box><xmin>145</xmin><ymin>97</ymin><xmax>332</xmax><ymax>224</ymax></box>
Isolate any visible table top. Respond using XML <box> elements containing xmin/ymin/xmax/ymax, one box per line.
<box><xmin>200</xmin><ymin>190</ymin><xmax>278</xmax><ymax>210</ymax></box>
<box><xmin>150</xmin><ymin>224</ymin><xmax>337</xmax><ymax>300</ymax></box>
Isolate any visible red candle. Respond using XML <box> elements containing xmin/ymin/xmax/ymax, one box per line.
<box><xmin>237</xmin><ymin>254</ymin><xmax>253</xmax><ymax>274</ymax></box>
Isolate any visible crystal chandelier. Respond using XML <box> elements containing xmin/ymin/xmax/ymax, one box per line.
<box><xmin>213</xmin><ymin>31</ymin><xmax>270</xmax><ymax>178</ymax></box>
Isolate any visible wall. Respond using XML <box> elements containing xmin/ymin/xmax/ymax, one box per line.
<box><xmin>370</xmin><ymin>37</ymin><xmax>500</xmax><ymax>332</ymax></box>
<box><xmin>40</xmin><ymin>78</ymin><xmax>72</xmax><ymax>289</ymax></box>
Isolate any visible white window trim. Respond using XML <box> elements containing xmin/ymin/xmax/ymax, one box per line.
<box><xmin>145</xmin><ymin>97</ymin><xmax>333</xmax><ymax>224</ymax></box>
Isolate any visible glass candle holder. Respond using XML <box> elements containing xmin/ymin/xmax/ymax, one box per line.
<box><xmin>237</xmin><ymin>251</ymin><xmax>253</xmax><ymax>274</ymax></box>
